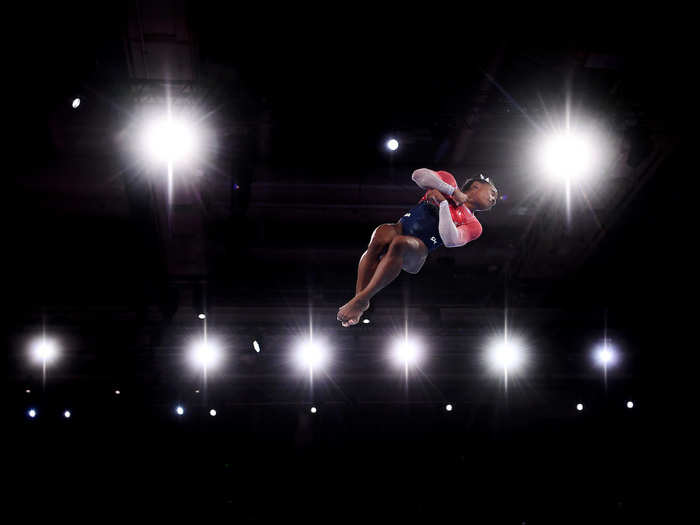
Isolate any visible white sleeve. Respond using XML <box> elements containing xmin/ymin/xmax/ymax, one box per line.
<box><xmin>438</xmin><ymin>200</ymin><xmax>465</xmax><ymax>248</ymax></box>
<box><xmin>411</xmin><ymin>168</ymin><xmax>456</xmax><ymax>196</ymax></box>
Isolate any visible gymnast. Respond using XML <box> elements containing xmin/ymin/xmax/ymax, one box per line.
<box><xmin>337</xmin><ymin>168</ymin><xmax>498</xmax><ymax>327</ymax></box>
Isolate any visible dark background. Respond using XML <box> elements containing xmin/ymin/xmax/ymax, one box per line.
<box><xmin>5</xmin><ymin>3</ymin><xmax>684</xmax><ymax>522</ymax></box>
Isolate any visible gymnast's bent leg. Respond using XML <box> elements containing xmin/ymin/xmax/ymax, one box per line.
<box><xmin>354</xmin><ymin>223</ymin><xmax>401</xmax><ymax>296</ymax></box>
<box><xmin>337</xmin><ymin>234</ymin><xmax>427</xmax><ymax>326</ymax></box>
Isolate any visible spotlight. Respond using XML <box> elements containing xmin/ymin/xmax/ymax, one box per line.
<box><xmin>189</xmin><ymin>340</ymin><xmax>222</xmax><ymax>369</ymax></box>
<box><xmin>538</xmin><ymin>130</ymin><xmax>598</xmax><ymax>182</ymax></box>
<box><xmin>198</xmin><ymin>313</ymin><xmax>206</xmax><ymax>320</ymax></box>
<box><xmin>25</xmin><ymin>389</ymin><xmax>31</xmax><ymax>394</ymax></box>
<box><xmin>175</xmin><ymin>406</ymin><xmax>185</xmax><ymax>416</ymax></box>
<box><xmin>445</xmin><ymin>404</ymin><xmax>453</xmax><ymax>412</ymax></box>
<box><xmin>63</xmin><ymin>410</ymin><xmax>71</xmax><ymax>419</ymax></box>
<box><xmin>576</xmin><ymin>403</ymin><xmax>584</xmax><ymax>411</ymax></box>
<box><xmin>362</xmin><ymin>319</ymin><xmax>370</xmax><ymax>324</ymax></box>
<box><xmin>209</xmin><ymin>409</ymin><xmax>217</xmax><ymax>417</ymax></box>
<box><xmin>594</xmin><ymin>343</ymin><xmax>617</xmax><ymax>366</ymax></box>
<box><xmin>142</xmin><ymin>115</ymin><xmax>200</xmax><ymax>164</ymax></box>
<box><xmin>487</xmin><ymin>338</ymin><xmax>524</xmax><ymax>371</ymax></box>
<box><xmin>310</xmin><ymin>407</ymin><xmax>317</xmax><ymax>414</ymax></box>
<box><xmin>626</xmin><ymin>401</ymin><xmax>634</xmax><ymax>409</ymax></box>
<box><xmin>27</xmin><ymin>409</ymin><xmax>37</xmax><ymax>419</ymax></box>
<box><xmin>386</xmin><ymin>139</ymin><xmax>399</xmax><ymax>151</ymax></box>
<box><xmin>115</xmin><ymin>390</ymin><xmax>121</xmax><ymax>395</ymax></box>
<box><xmin>72</xmin><ymin>98</ymin><xmax>81</xmax><ymax>109</ymax></box>
<box><xmin>295</xmin><ymin>339</ymin><xmax>329</xmax><ymax>371</ymax></box>
<box><xmin>253</xmin><ymin>340</ymin><xmax>261</xmax><ymax>353</ymax></box>
<box><xmin>31</xmin><ymin>338</ymin><xmax>58</xmax><ymax>364</ymax></box>
<box><xmin>598</xmin><ymin>348</ymin><xmax>613</xmax><ymax>364</ymax></box>
<box><xmin>392</xmin><ymin>338</ymin><xmax>422</xmax><ymax>366</ymax></box>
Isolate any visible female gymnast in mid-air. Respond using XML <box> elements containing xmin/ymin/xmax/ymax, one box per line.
<box><xmin>337</xmin><ymin>168</ymin><xmax>498</xmax><ymax>327</ymax></box>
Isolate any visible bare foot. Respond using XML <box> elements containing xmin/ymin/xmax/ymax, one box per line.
<box><xmin>337</xmin><ymin>296</ymin><xmax>370</xmax><ymax>327</ymax></box>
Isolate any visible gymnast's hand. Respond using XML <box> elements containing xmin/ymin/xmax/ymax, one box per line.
<box><xmin>450</xmin><ymin>188</ymin><xmax>468</xmax><ymax>206</ymax></box>
<box><xmin>425</xmin><ymin>189</ymin><xmax>447</xmax><ymax>206</ymax></box>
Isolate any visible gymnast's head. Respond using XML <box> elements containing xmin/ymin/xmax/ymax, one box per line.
<box><xmin>461</xmin><ymin>175</ymin><xmax>498</xmax><ymax>211</ymax></box>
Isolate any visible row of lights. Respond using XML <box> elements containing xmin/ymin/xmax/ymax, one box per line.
<box><xmin>25</xmin><ymin>400</ymin><xmax>636</xmax><ymax>420</ymax></box>
<box><xmin>26</xmin><ymin>329</ymin><xmax>632</xmax><ymax>418</ymax></box>
<box><xmin>27</xmin><ymin>330</ymin><xmax>623</xmax><ymax>377</ymax></box>
<box><xmin>26</xmin><ymin>334</ymin><xmax>631</xmax><ymax>421</ymax></box>
<box><xmin>25</xmin><ymin>314</ymin><xmax>632</xmax><ymax>419</ymax></box>
<box><xmin>292</xmin><ymin>336</ymin><xmax>622</xmax><ymax>374</ymax></box>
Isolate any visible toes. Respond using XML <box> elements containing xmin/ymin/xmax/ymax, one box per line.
<box><xmin>337</xmin><ymin>299</ymin><xmax>365</xmax><ymax>326</ymax></box>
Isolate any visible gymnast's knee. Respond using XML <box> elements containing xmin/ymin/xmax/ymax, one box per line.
<box><xmin>367</xmin><ymin>224</ymin><xmax>399</xmax><ymax>257</ymax></box>
<box><xmin>387</xmin><ymin>235</ymin><xmax>413</xmax><ymax>256</ymax></box>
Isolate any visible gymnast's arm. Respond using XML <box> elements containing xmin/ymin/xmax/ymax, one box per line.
<box><xmin>411</xmin><ymin>168</ymin><xmax>456</xmax><ymax>196</ymax></box>
<box><xmin>412</xmin><ymin>168</ymin><xmax>469</xmax><ymax>205</ymax></box>
<box><xmin>438</xmin><ymin>201</ymin><xmax>483</xmax><ymax>248</ymax></box>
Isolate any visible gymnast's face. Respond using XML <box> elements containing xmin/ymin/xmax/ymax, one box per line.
<box><xmin>471</xmin><ymin>181</ymin><xmax>498</xmax><ymax>211</ymax></box>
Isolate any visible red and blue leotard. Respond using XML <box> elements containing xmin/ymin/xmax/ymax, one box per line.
<box><xmin>398</xmin><ymin>170</ymin><xmax>482</xmax><ymax>252</ymax></box>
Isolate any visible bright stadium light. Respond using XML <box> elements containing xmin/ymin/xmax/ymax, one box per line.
<box><xmin>538</xmin><ymin>130</ymin><xmax>598</xmax><ymax>182</ymax></box>
<box><xmin>198</xmin><ymin>313</ymin><xmax>206</xmax><ymax>320</ymax></box>
<box><xmin>310</xmin><ymin>407</ymin><xmax>317</xmax><ymax>414</ymax></box>
<box><xmin>593</xmin><ymin>339</ymin><xmax>618</xmax><ymax>393</ymax></box>
<box><xmin>488</xmin><ymin>338</ymin><xmax>525</xmax><ymax>371</ymax></box>
<box><xmin>595</xmin><ymin>343</ymin><xmax>617</xmax><ymax>367</ymax></box>
<box><xmin>576</xmin><ymin>403</ymin><xmax>584</xmax><ymax>412</ymax></box>
<box><xmin>253</xmin><ymin>340</ymin><xmax>261</xmax><ymax>353</ymax></box>
<box><xmin>362</xmin><ymin>319</ymin><xmax>370</xmax><ymax>324</ymax></box>
<box><xmin>175</xmin><ymin>406</ymin><xmax>185</xmax><ymax>416</ymax></box>
<box><xmin>142</xmin><ymin>115</ymin><xmax>200</xmax><ymax>164</ymax></box>
<box><xmin>486</xmin><ymin>336</ymin><xmax>526</xmax><ymax>395</ymax></box>
<box><xmin>626</xmin><ymin>401</ymin><xmax>634</xmax><ymax>409</ymax></box>
<box><xmin>209</xmin><ymin>409</ymin><xmax>217</xmax><ymax>417</ymax></box>
<box><xmin>27</xmin><ymin>409</ymin><xmax>37</xmax><ymax>419</ymax></box>
<box><xmin>189</xmin><ymin>340</ymin><xmax>222</xmax><ymax>370</ymax></box>
<box><xmin>31</xmin><ymin>338</ymin><xmax>58</xmax><ymax>364</ymax></box>
<box><xmin>295</xmin><ymin>339</ymin><xmax>329</xmax><ymax>371</ymax></box>
<box><xmin>387</xmin><ymin>139</ymin><xmax>399</xmax><ymax>151</ymax></box>
<box><xmin>72</xmin><ymin>98</ymin><xmax>81</xmax><ymax>109</ymax></box>
<box><xmin>63</xmin><ymin>410</ymin><xmax>71</xmax><ymax>419</ymax></box>
<box><xmin>392</xmin><ymin>338</ymin><xmax>422</xmax><ymax>367</ymax></box>
<box><xmin>445</xmin><ymin>404</ymin><xmax>453</xmax><ymax>412</ymax></box>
